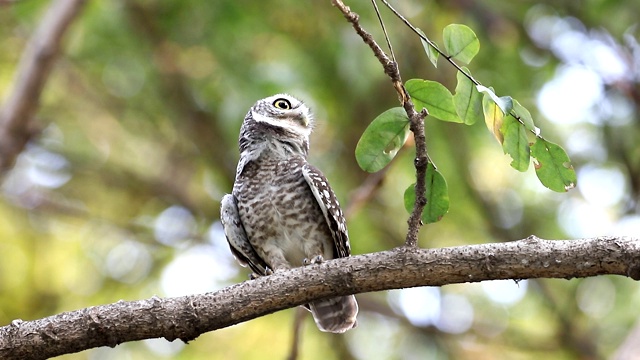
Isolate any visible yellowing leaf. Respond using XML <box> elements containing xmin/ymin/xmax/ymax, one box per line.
<box><xmin>482</xmin><ymin>91</ymin><xmax>505</xmax><ymax>144</ymax></box>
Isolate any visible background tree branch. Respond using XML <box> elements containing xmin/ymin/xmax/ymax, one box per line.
<box><xmin>1</xmin><ymin>236</ymin><xmax>638</xmax><ymax>359</ymax></box>
<box><xmin>0</xmin><ymin>0</ymin><xmax>86</xmax><ymax>174</ymax></box>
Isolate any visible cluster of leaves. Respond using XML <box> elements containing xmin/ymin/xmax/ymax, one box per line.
<box><xmin>355</xmin><ymin>24</ymin><xmax>577</xmax><ymax>224</ymax></box>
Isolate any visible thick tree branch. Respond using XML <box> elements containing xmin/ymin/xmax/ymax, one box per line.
<box><xmin>1</xmin><ymin>236</ymin><xmax>638</xmax><ymax>359</ymax></box>
<box><xmin>0</xmin><ymin>0</ymin><xmax>86</xmax><ymax>174</ymax></box>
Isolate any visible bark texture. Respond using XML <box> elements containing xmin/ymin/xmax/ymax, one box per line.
<box><xmin>1</xmin><ymin>236</ymin><xmax>638</xmax><ymax>359</ymax></box>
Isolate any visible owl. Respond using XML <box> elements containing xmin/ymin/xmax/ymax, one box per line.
<box><xmin>220</xmin><ymin>94</ymin><xmax>358</xmax><ymax>333</ymax></box>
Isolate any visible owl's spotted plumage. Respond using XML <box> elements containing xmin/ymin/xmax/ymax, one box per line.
<box><xmin>220</xmin><ymin>94</ymin><xmax>358</xmax><ymax>333</ymax></box>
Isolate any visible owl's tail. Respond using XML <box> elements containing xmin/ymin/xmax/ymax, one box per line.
<box><xmin>309</xmin><ymin>295</ymin><xmax>358</xmax><ymax>333</ymax></box>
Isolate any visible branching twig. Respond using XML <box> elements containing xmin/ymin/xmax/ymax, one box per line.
<box><xmin>1</xmin><ymin>236</ymin><xmax>638</xmax><ymax>359</ymax></box>
<box><xmin>379</xmin><ymin>0</ymin><xmax>477</xmax><ymax>84</ymax></box>
<box><xmin>0</xmin><ymin>0</ymin><xmax>87</xmax><ymax>174</ymax></box>
<box><xmin>371</xmin><ymin>0</ymin><xmax>397</xmax><ymax>64</ymax></box>
<box><xmin>332</xmin><ymin>0</ymin><xmax>429</xmax><ymax>247</ymax></box>
<box><xmin>331</xmin><ymin>0</ymin><xmax>398</xmax><ymax>82</ymax></box>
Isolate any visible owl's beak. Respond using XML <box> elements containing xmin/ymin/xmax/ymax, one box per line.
<box><xmin>295</xmin><ymin>114</ymin><xmax>310</xmax><ymax>127</ymax></box>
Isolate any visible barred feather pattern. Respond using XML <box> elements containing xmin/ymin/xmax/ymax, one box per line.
<box><xmin>220</xmin><ymin>94</ymin><xmax>358</xmax><ymax>333</ymax></box>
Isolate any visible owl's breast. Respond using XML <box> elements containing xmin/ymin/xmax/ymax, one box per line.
<box><xmin>233</xmin><ymin>157</ymin><xmax>333</xmax><ymax>267</ymax></box>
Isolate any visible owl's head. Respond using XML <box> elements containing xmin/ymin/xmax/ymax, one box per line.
<box><xmin>249</xmin><ymin>94</ymin><xmax>313</xmax><ymax>137</ymax></box>
<box><xmin>239</xmin><ymin>94</ymin><xmax>313</xmax><ymax>158</ymax></box>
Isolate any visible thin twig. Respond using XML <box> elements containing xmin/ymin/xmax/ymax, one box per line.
<box><xmin>379</xmin><ymin>0</ymin><xmax>539</xmax><ymax>137</ymax></box>
<box><xmin>286</xmin><ymin>307</ymin><xmax>307</xmax><ymax>360</ymax></box>
<box><xmin>371</xmin><ymin>0</ymin><xmax>396</xmax><ymax>64</ymax></box>
<box><xmin>379</xmin><ymin>0</ymin><xmax>478</xmax><ymax>85</ymax></box>
<box><xmin>331</xmin><ymin>0</ymin><xmax>398</xmax><ymax>82</ymax></box>
<box><xmin>331</xmin><ymin>0</ymin><xmax>429</xmax><ymax>247</ymax></box>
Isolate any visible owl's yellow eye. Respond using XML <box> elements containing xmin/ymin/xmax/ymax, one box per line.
<box><xmin>273</xmin><ymin>98</ymin><xmax>292</xmax><ymax>110</ymax></box>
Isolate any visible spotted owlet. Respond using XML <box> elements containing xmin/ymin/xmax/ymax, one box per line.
<box><xmin>220</xmin><ymin>94</ymin><xmax>358</xmax><ymax>333</ymax></box>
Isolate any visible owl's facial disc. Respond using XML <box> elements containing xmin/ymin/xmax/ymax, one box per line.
<box><xmin>270</xmin><ymin>94</ymin><xmax>310</xmax><ymax>127</ymax></box>
<box><xmin>251</xmin><ymin>94</ymin><xmax>312</xmax><ymax>135</ymax></box>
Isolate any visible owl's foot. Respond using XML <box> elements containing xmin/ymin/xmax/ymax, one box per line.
<box><xmin>303</xmin><ymin>255</ymin><xmax>324</xmax><ymax>266</ymax></box>
<box><xmin>249</xmin><ymin>267</ymin><xmax>275</xmax><ymax>279</ymax></box>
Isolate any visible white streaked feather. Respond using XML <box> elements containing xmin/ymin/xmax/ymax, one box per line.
<box><xmin>250</xmin><ymin>110</ymin><xmax>312</xmax><ymax>138</ymax></box>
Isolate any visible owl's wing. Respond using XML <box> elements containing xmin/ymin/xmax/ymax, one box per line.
<box><xmin>220</xmin><ymin>194</ymin><xmax>270</xmax><ymax>276</ymax></box>
<box><xmin>302</xmin><ymin>164</ymin><xmax>351</xmax><ymax>259</ymax></box>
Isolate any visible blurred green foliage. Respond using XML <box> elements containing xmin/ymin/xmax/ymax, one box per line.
<box><xmin>1</xmin><ymin>0</ymin><xmax>640</xmax><ymax>359</ymax></box>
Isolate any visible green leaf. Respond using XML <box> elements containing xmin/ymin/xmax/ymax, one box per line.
<box><xmin>443</xmin><ymin>24</ymin><xmax>480</xmax><ymax>64</ymax></box>
<box><xmin>501</xmin><ymin>115</ymin><xmax>530</xmax><ymax>171</ymax></box>
<box><xmin>531</xmin><ymin>138</ymin><xmax>577</xmax><ymax>192</ymax></box>
<box><xmin>406</xmin><ymin>79</ymin><xmax>461</xmax><ymax>123</ymax></box>
<box><xmin>512</xmin><ymin>99</ymin><xmax>536</xmax><ymax>132</ymax></box>
<box><xmin>417</xmin><ymin>28</ymin><xmax>439</xmax><ymax>68</ymax></box>
<box><xmin>476</xmin><ymin>85</ymin><xmax>513</xmax><ymax>114</ymax></box>
<box><xmin>403</xmin><ymin>185</ymin><xmax>415</xmax><ymax>215</ymax></box>
<box><xmin>482</xmin><ymin>90</ymin><xmax>505</xmax><ymax>144</ymax></box>
<box><xmin>355</xmin><ymin>107</ymin><xmax>410</xmax><ymax>172</ymax></box>
<box><xmin>403</xmin><ymin>162</ymin><xmax>450</xmax><ymax>223</ymax></box>
<box><xmin>453</xmin><ymin>67</ymin><xmax>483</xmax><ymax>125</ymax></box>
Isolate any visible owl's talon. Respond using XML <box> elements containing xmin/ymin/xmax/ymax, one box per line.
<box><xmin>265</xmin><ymin>267</ymin><xmax>274</xmax><ymax>275</ymax></box>
<box><xmin>249</xmin><ymin>273</ymin><xmax>260</xmax><ymax>280</ymax></box>
<box><xmin>311</xmin><ymin>255</ymin><xmax>324</xmax><ymax>265</ymax></box>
